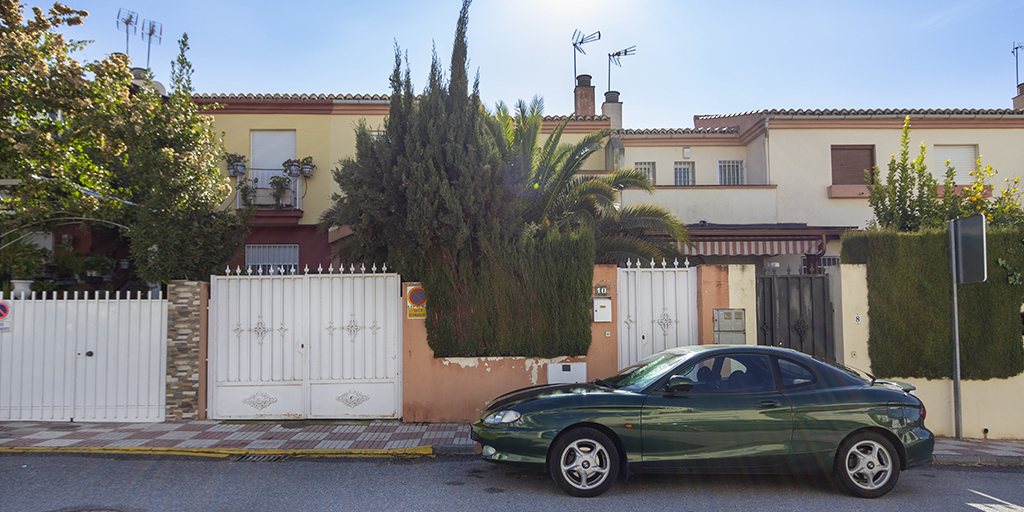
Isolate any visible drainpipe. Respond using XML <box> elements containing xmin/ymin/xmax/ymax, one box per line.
<box><xmin>762</xmin><ymin>115</ymin><xmax>771</xmax><ymax>185</ymax></box>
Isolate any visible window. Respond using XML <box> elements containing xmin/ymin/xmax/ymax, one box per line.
<box><xmin>775</xmin><ymin>358</ymin><xmax>817</xmax><ymax>389</ymax></box>
<box><xmin>251</xmin><ymin>131</ymin><xmax>296</xmax><ymax>170</ymax></box>
<box><xmin>674</xmin><ymin>161</ymin><xmax>694</xmax><ymax>185</ymax></box>
<box><xmin>717</xmin><ymin>160</ymin><xmax>745</xmax><ymax>185</ymax></box>
<box><xmin>831</xmin><ymin>145</ymin><xmax>875</xmax><ymax>185</ymax></box>
<box><xmin>673</xmin><ymin>354</ymin><xmax>776</xmax><ymax>393</ymax></box>
<box><xmin>245</xmin><ymin>244</ymin><xmax>299</xmax><ymax>275</ymax></box>
<box><xmin>635</xmin><ymin>161</ymin><xmax>656</xmax><ymax>183</ymax></box>
<box><xmin>934</xmin><ymin>145</ymin><xmax>978</xmax><ymax>185</ymax></box>
<box><xmin>801</xmin><ymin>255</ymin><xmax>840</xmax><ymax>274</ymax></box>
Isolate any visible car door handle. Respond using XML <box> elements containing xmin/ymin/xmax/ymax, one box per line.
<box><xmin>756</xmin><ymin>400</ymin><xmax>780</xmax><ymax>409</ymax></box>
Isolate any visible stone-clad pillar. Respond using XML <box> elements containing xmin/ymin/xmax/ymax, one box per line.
<box><xmin>165</xmin><ymin>280</ymin><xmax>206</xmax><ymax>420</ymax></box>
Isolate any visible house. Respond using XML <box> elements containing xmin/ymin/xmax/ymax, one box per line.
<box><xmin>199</xmin><ymin>78</ymin><xmax>1024</xmax><ymax>275</ymax></box>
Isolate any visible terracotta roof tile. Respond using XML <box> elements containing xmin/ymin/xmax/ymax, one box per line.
<box><xmin>615</xmin><ymin>127</ymin><xmax>738</xmax><ymax>135</ymax></box>
<box><xmin>193</xmin><ymin>93</ymin><xmax>390</xmax><ymax>101</ymax></box>
<box><xmin>696</xmin><ymin>108</ymin><xmax>1024</xmax><ymax>119</ymax></box>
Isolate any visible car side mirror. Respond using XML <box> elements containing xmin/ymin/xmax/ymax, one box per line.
<box><xmin>666</xmin><ymin>376</ymin><xmax>694</xmax><ymax>393</ymax></box>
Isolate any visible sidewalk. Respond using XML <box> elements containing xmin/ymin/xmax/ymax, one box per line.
<box><xmin>1</xmin><ymin>420</ymin><xmax>1022</xmax><ymax>465</ymax></box>
<box><xmin>0</xmin><ymin>420</ymin><xmax>475</xmax><ymax>458</ymax></box>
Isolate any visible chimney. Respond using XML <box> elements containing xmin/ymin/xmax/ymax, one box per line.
<box><xmin>1015</xmin><ymin>83</ymin><xmax>1024</xmax><ymax>110</ymax></box>
<box><xmin>574</xmin><ymin>74</ymin><xmax>595</xmax><ymax>116</ymax></box>
<box><xmin>602</xmin><ymin>90</ymin><xmax>622</xmax><ymax>130</ymax></box>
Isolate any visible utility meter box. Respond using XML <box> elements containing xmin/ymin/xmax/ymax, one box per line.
<box><xmin>713</xmin><ymin>308</ymin><xmax>746</xmax><ymax>345</ymax></box>
<box><xmin>548</xmin><ymin>362</ymin><xmax>587</xmax><ymax>384</ymax></box>
<box><xmin>593</xmin><ymin>298</ymin><xmax>612</xmax><ymax>323</ymax></box>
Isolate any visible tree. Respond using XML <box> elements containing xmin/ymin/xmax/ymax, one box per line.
<box><xmin>867</xmin><ymin>116</ymin><xmax>1024</xmax><ymax>231</ymax></box>
<box><xmin>1</xmin><ymin>3</ymin><xmax>248</xmax><ymax>283</ymax></box>
<box><xmin>492</xmin><ymin>97</ymin><xmax>687</xmax><ymax>264</ymax></box>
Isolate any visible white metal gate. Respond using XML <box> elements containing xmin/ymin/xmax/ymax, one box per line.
<box><xmin>617</xmin><ymin>261</ymin><xmax>699</xmax><ymax>369</ymax></box>
<box><xmin>209</xmin><ymin>267</ymin><xmax>401</xmax><ymax>419</ymax></box>
<box><xmin>0</xmin><ymin>291</ymin><xmax>168</xmax><ymax>422</ymax></box>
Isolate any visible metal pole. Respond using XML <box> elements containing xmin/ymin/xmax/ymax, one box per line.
<box><xmin>948</xmin><ymin>220</ymin><xmax>963</xmax><ymax>439</ymax></box>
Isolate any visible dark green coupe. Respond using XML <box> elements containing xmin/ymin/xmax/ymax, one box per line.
<box><xmin>471</xmin><ymin>345</ymin><xmax>933</xmax><ymax>498</ymax></box>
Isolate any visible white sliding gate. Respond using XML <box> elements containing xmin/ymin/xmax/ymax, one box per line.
<box><xmin>0</xmin><ymin>291</ymin><xmax>168</xmax><ymax>422</ymax></box>
<box><xmin>617</xmin><ymin>261</ymin><xmax>699</xmax><ymax>369</ymax></box>
<box><xmin>209</xmin><ymin>267</ymin><xmax>402</xmax><ymax>420</ymax></box>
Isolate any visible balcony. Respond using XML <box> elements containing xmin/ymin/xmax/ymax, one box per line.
<box><xmin>235</xmin><ymin>168</ymin><xmax>304</xmax><ymax>225</ymax></box>
<box><xmin>622</xmin><ymin>185</ymin><xmax>779</xmax><ymax>224</ymax></box>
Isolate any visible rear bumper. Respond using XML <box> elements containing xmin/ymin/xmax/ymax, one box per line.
<box><xmin>904</xmin><ymin>427</ymin><xmax>935</xmax><ymax>469</ymax></box>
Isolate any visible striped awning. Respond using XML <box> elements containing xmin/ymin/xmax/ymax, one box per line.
<box><xmin>680</xmin><ymin>239</ymin><xmax>820</xmax><ymax>256</ymax></box>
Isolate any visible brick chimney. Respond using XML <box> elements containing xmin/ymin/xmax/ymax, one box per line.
<box><xmin>1015</xmin><ymin>83</ymin><xmax>1024</xmax><ymax>110</ymax></box>
<box><xmin>602</xmin><ymin>90</ymin><xmax>622</xmax><ymax>129</ymax></box>
<box><xmin>574</xmin><ymin>74</ymin><xmax>595</xmax><ymax>116</ymax></box>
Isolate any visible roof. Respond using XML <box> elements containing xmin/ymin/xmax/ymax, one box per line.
<box><xmin>696</xmin><ymin>108</ymin><xmax>1024</xmax><ymax>120</ymax></box>
<box><xmin>193</xmin><ymin>93</ymin><xmax>389</xmax><ymax>101</ymax></box>
<box><xmin>615</xmin><ymin>126</ymin><xmax>738</xmax><ymax>135</ymax></box>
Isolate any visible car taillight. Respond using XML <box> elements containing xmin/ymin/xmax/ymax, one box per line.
<box><xmin>920</xmin><ymin>402</ymin><xmax>926</xmax><ymax>421</ymax></box>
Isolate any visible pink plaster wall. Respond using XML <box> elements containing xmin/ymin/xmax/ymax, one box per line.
<box><xmin>401</xmin><ymin>265</ymin><xmax>620</xmax><ymax>423</ymax></box>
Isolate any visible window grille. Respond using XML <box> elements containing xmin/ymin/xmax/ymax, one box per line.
<box><xmin>674</xmin><ymin>161</ymin><xmax>694</xmax><ymax>185</ymax></box>
<box><xmin>245</xmin><ymin>244</ymin><xmax>299</xmax><ymax>274</ymax></box>
<box><xmin>718</xmin><ymin>160</ymin><xmax>745</xmax><ymax>185</ymax></box>
<box><xmin>635</xmin><ymin>161</ymin><xmax>656</xmax><ymax>183</ymax></box>
<box><xmin>801</xmin><ymin>255</ymin><xmax>840</xmax><ymax>274</ymax></box>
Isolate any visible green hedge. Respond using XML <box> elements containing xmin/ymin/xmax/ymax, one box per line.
<box><xmin>841</xmin><ymin>229</ymin><xmax>1024</xmax><ymax>380</ymax></box>
<box><xmin>423</xmin><ymin>231</ymin><xmax>595</xmax><ymax>358</ymax></box>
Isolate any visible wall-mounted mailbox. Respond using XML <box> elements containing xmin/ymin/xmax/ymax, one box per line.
<box><xmin>713</xmin><ymin>308</ymin><xmax>746</xmax><ymax>345</ymax></box>
<box><xmin>548</xmin><ymin>362</ymin><xmax>587</xmax><ymax>384</ymax></box>
<box><xmin>593</xmin><ymin>297</ymin><xmax>612</xmax><ymax>322</ymax></box>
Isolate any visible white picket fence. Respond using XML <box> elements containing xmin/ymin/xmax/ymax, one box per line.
<box><xmin>0</xmin><ymin>291</ymin><xmax>167</xmax><ymax>422</ymax></box>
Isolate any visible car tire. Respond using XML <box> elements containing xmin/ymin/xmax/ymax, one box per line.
<box><xmin>548</xmin><ymin>427</ymin><xmax>620</xmax><ymax>497</ymax></box>
<box><xmin>834</xmin><ymin>431</ymin><xmax>901</xmax><ymax>498</ymax></box>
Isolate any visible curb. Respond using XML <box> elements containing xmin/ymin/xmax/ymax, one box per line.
<box><xmin>932</xmin><ymin>454</ymin><xmax>1024</xmax><ymax>467</ymax></box>
<box><xmin>0</xmin><ymin>445</ymin><xmax>437</xmax><ymax>459</ymax></box>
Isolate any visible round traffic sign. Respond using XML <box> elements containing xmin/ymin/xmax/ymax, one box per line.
<box><xmin>408</xmin><ymin>287</ymin><xmax>426</xmax><ymax>307</ymax></box>
<box><xmin>0</xmin><ymin>301</ymin><xmax>9</xmax><ymax>320</ymax></box>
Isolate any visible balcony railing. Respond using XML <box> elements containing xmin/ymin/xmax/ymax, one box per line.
<box><xmin>235</xmin><ymin>168</ymin><xmax>303</xmax><ymax>210</ymax></box>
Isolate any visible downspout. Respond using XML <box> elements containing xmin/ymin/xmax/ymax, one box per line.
<box><xmin>762</xmin><ymin>115</ymin><xmax>771</xmax><ymax>185</ymax></box>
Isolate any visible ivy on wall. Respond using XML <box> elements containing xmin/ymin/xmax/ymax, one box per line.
<box><xmin>841</xmin><ymin>229</ymin><xmax>1024</xmax><ymax>380</ymax></box>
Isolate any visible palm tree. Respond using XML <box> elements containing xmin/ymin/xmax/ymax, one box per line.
<box><xmin>491</xmin><ymin>97</ymin><xmax>687</xmax><ymax>264</ymax></box>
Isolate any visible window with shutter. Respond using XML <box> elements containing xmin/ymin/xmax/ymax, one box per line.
<box><xmin>831</xmin><ymin>145</ymin><xmax>875</xmax><ymax>185</ymax></box>
<box><xmin>934</xmin><ymin>145</ymin><xmax>977</xmax><ymax>185</ymax></box>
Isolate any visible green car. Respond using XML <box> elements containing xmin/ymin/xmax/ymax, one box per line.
<box><xmin>471</xmin><ymin>345</ymin><xmax>933</xmax><ymax>498</ymax></box>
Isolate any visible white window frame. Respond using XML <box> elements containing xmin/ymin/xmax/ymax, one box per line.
<box><xmin>245</xmin><ymin>244</ymin><xmax>299</xmax><ymax>275</ymax></box>
<box><xmin>717</xmin><ymin>159</ymin><xmax>745</xmax><ymax>185</ymax></box>
<box><xmin>635</xmin><ymin>161</ymin><xmax>656</xmax><ymax>184</ymax></box>
<box><xmin>674</xmin><ymin>161</ymin><xmax>695</xmax><ymax>186</ymax></box>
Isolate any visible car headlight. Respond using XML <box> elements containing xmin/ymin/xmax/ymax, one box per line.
<box><xmin>483</xmin><ymin>410</ymin><xmax>521</xmax><ymax>425</ymax></box>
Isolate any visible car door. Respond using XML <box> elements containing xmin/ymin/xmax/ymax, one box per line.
<box><xmin>640</xmin><ymin>353</ymin><xmax>794</xmax><ymax>470</ymax></box>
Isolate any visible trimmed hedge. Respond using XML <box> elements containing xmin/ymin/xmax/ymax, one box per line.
<box><xmin>841</xmin><ymin>229</ymin><xmax>1024</xmax><ymax>380</ymax></box>
<box><xmin>423</xmin><ymin>231</ymin><xmax>595</xmax><ymax>358</ymax></box>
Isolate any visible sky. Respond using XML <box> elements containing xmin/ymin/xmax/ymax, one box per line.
<box><xmin>30</xmin><ymin>0</ymin><xmax>1024</xmax><ymax>129</ymax></box>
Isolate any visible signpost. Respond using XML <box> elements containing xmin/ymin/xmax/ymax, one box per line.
<box><xmin>948</xmin><ymin>214</ymin><xmax>987</xmax><ymax>439</ymax></box>
<box><xmin>0</xmin><ymin>300</ymin><xmax>10</xmax><ymax>333</ymax></box>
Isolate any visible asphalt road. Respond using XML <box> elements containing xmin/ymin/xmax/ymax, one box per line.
<box><xmin>1</xmin><ymin>454</ymin><xmax>1022</xmax><ymax>512</ymax></box>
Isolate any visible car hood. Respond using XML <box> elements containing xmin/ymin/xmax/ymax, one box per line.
<box><xmin>486</xmin><ymin>382</ymin><xmax>613</xmax><ymax>412</ymax></box>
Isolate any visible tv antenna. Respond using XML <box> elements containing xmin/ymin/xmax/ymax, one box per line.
<box><xmin>571</xmin><ymin>29</ymin><xmax>601</xmax><ymax>80</ymax></box>
<box><xmin>116</xmin><ymin>8</ymin><xmax>138</xmax><ymax>56</ymax></box>
<box><xmin>1014</xmin><ymin>42</ymin><xmax>1024</xmax><ymax>89</ymax></box>
<box><xmin>607</xmin><ymin>46</ymin><xmax>636</xmax><ymax>92</ymax></box>
<box><xmin>141</xmin><ymin>19</ymin><xmax>163</xmax><ymax>69</ymax></box>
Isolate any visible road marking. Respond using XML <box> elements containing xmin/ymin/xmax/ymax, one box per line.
<box><xmin>967</xmin><ymin>489</ymin><xmax>1024</xmax><ymax>512</ymax></box>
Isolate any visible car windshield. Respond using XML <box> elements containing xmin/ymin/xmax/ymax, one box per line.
<box><xmin>602</xmin><ymin>350</ymin><xmax>694</xmax><ymax>392</ymax></box>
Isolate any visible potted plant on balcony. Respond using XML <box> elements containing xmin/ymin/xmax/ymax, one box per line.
<box><xmin>238</xmin><ymin>177</ymin><xmax>258</xmax><ymax>207</ymax></box>
<box><xmin>282</xmin><ymin>158</ymin><xmax>301</xmax><ymax>177</ymax></box>
<box><xmin>298</xmin><ymin>156</ymin><xmax>316</xmax><ymax>176</ymax></box>
<box><xmin>82</xmin><ymin>255</ymin><xmax>115</xmax><ymax>284</ymax></box>
<box><xmin>268</xmin><ymin>175</ymin><xmax>293</xmax><ymax>210</ymax></box>
<box><xmin>223</xmin><ymin>152</ymin><xmax>248</xmax><ymax>176</ymax></box>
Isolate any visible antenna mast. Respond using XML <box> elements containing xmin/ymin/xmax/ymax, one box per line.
<box><xmin>1015</xmin><ymin>42</ymin><xmax>1024</xmax><ymax>90</ymax></box>
<box><xmin>141</xmin><ymin>19</ymin><xmax>163</xmax><ymax>70</ymax></box>
<box><xmin>116</xmin><ymin>9</ymin><xmax>138</xmax><ymax>56</ymax></box>
<box><xmin>607</xmin><ymin>46</ymin><xmax>636</xmax><ymax>92</ymax></box>
<box><xmin>572</xmin><ymin>30</ymin><xmax>601</xmax><ymax>81</ymax></box>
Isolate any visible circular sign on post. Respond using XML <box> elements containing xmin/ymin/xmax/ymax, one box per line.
<box><xmin>406</xmin><ymin>285</ymin><xmax>426</xmax><ymax>319</ymax></box>
<box><xmin>0</xmin><ymin>301</ymin><xmax>9</xmax><ymax>320</ymax></box>
<box><xmin>409</xmin><ymin>288</ymin><xmax>426</xmax><ymax>307</ymax></box>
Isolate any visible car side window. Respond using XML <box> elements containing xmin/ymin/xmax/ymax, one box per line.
<box><xmin>674</xmin><ymin>355</ymin><xmax>776</xmax><ymax>394</ymax></box>
<box><xmin>776</xmin><ymin>358</ymin><xmax>817</xmax><ymax>388</ymax></box>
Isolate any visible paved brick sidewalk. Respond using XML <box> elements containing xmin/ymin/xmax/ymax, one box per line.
<box><xmin>0</xmin><ymin>420</ymin><xmax>474</xmax><ymax>456</ymax></box>
<box><xmin>1</xmin><ymin>420</ymin><xmax>1021</xmax><ymax>465</ymax></box>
